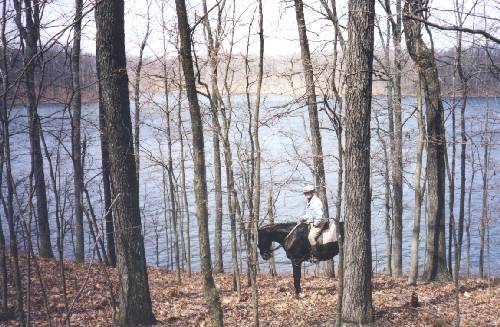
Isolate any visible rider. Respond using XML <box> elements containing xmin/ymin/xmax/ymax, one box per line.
<box><xmin>301</xmin><ymin>184</ymin><xmax>327</xmax><ymax>258</ymax></box>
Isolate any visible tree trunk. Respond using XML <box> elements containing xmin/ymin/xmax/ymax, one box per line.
<box><xmin>164</xmin><ymin>72</ymin><xmax>181</xmax><ymax>283</ymax></box>
<box><xmin>98</xmin><ymin>90</ymin><xmax>116</xmax><ymax>267</ymax></box>
<box><xmin>250</xmin><ymin>1</ymin><xmax>264</xmax><ymax>324</ymax></box>
<box><xmin>266</xmin><ymin>186</ymin><xmax>277</xmax><ymax>276</ymax></box>
<box><xmin>342</xmin><ymin>0</ymin><xmax>375</xmax><ymax>323</ymax></box>
<box><xmin>178</xmin><ymin>82</ymin><xmax>192</xmax><ymax>276</ymax></box>
<box><xmin>1</xmin><ymin>4</ymin><xmax>24</xmax><ymax>318</ymax></box>
<box><xmin>466</xmin><ymin>144</ymin><xmax>475</xmax><ymax>277</ymax></box>
<box><xmin>403</xmin><ymin>0</ymin><xmax>449</xmax><ymax>281</ymax></box>
<box><xmin>456</xmin><ymin>30</ymin><xmax>467</xmax><ymax>268</ymax></box>
<box><xmin>71</xmin><ymin>0</ymin><xmax>84</xmax><ymax>262</ymax></box>
<box><xmin>389</xmin><ymin>0</ymin><xmax>403</xmax><ymax>277</ymax></box>
<box><xmin>133</xmin><ymin>15</ymin><xmax>149</xmax><ymax>184</ymax></box>
<box><xmin>95</xmin><ymin>0</ymin><xmax>154</xmax><ymax>324</ymax></box>
<box><xmin>479</xmin><ymin>109</ymin><xmax>489</xmax><ymax>278</ymax></box>
<box><xmin>382</xmin><ymin>16</ymin><xmax>393</xmax><ymax>276</ymax></box>
<box><xmin>408</xmin><ymin>75</ymin><xmax>425</xmax><ymax>285</ymax></box>
<box><xmin>293</xmin><ymin>0</ymin><xmax>329</xmax><ymax>219</ymax></box>
<box><xmin>202</xmin><ymin>0</ymin><xmax>224</xmax><ymax>274</ymax></box>
<box><xmin>175</xmin><ymin>0</ymin><xmax>223</xmax><ymax>324</ymax></box>
<box><xmin>13</xmin><ymin>0</ymin><xmax>54</xmax><ymax>258</ymax></box>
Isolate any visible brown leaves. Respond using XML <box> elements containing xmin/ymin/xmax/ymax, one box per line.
<box><xmin>3</xmin><ymin>257</ymin><xmax>499</xmax><ymax>326</ymax></box>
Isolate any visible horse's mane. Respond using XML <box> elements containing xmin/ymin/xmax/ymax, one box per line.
<box><xmin>259</xmin><ymin>222</ymin><xmax>297</xmax><ymax>232</ymax></box>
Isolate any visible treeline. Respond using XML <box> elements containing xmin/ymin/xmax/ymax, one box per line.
<box><xmin>0</xmin><ymin>44</ymin><xmax>97</xmax><ymax>103</ymax></box>
<box><xmin>2</xmin><ymin>44</ymin><xmax>498</xmax><ymax>104</ymax></box>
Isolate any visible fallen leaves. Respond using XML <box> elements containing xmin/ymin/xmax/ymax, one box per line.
<box><xmin>2</xmin><ymin>256</ymin><xmax>499</xmax><ymax>326</ymax></box>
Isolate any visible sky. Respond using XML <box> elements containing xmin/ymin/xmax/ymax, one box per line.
<box><xmin>9</xmin><ymin>0</ymin><xmax>500</xmax><ymax>58</ymax></box>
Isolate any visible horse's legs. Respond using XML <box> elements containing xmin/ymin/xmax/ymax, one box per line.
<box><xmin>292</xmin><ymin>261</ymin><xmax>302</xmax><ymax>297</ymax></box>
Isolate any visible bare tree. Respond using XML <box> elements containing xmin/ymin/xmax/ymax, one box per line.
<box><xmin>293</xmin><ymin>0</ymin><xmax>329</xmax><ymax>221</ymax></box>
<box><xmin>133</xmin><ymin>2</ymin><xmax>151</xmax><ymax>183</ymax></box>
<box><xmin>381</xmin><ymin>0</ymin><xmax>404</xmax><ymax>277</ymax></box>
<box><xmin>13</xmin><ymin>0</ymin><xmax>54</xmax><ymax>258</ymax></box>
<box><xmin>342</xmin><ymin>0</ymin><xmax>375</xmax><ymax>323</ymax></box>
<box><xmin>1</xmin><ymin>1</ymin><xmax>24</xmax><ymax>320</ymax></box>
<box><xmin>250</xmin><ymin>0</ymin><xmax>264</xmax><ymax>324</ymax></box>
<box><xmin>201</xmin><ymin>0</ymin><xmax>224</xmax><ymax>274</ymax></box>
<box><xmin>408</xmin><ymin>75</ymin><xmax>425</xmax><ymax>285</ymax></box>
<box><xmin>479</xmin><ymin>107</ymin><xmax>490</xmax><ymax>278</ymax></box>
<box><xmin>95</xmin><ymin>0</ymin><xmax>155</xmax><ymax>324</ymax></box>
<box><xmin>403</xmin><ymin>0</ymin><xmax>449</xmax><ymax>281</ymax></box>
<box><xmin>71</xmin><ymin>0</ymin><xmax>84</xmax><ymax>262</ymax></box>
<box><xmin>175</xmin><ymin>0</ymin><xmax>223</xmax><ymax>324</ymax></box>
<box><xmin>99</xmin><ymin>93</ymin><xmax>116</xmax><ymax>267</ymax></box>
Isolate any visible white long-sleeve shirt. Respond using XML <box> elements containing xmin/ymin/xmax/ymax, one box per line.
<box><xmin>303</xmin><ymin>195</ymin><xmax>324</xmax><ymax>225</ymax></box>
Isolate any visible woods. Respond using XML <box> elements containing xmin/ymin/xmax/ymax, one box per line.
<box><xmin>0</xmin><ymin>0</ymin><xmax>499</xmax><ymax>326</ymax></box>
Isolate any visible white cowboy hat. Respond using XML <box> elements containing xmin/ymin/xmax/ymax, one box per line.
<box><xmin>302</xmin><ymin>184</ymin><xmax>315</xmax><ymax>193</ymax></box>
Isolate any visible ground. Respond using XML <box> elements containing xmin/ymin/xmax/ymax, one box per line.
<box><xmin>1</xmin><ymin>257</ymin><xmax>498</xmax><ymax>326</ymax></box>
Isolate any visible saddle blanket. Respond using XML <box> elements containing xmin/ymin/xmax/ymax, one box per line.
<box><xmin>314</xmin><ymin>223</ymin><xmax>338</xmax><ymax>245</ymax></box>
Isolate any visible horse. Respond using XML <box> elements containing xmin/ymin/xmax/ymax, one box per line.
<box><xmin>257</xmin><ymin>221</ymin><xmax>343</xmax><ymax>298</ymax></box>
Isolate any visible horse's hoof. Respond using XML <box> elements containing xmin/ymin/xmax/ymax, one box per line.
<box><xmin>295</xmin><ymin>293</ymin><xmax>306</xmax><ymax>300</ymax></box>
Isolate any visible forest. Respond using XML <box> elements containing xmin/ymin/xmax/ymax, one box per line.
<box><xmin>0</xmin><ymin>0</ymin><xmax>498</xmax><ymax>326</ymax></box>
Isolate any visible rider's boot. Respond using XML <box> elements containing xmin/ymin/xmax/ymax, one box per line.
<box><xmin>310</xmin><ymin>245</ymin><xmax>320</xmax><ymax>262</ymax></box>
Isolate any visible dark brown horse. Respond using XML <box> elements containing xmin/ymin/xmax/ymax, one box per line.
<box><xmin>258</xmin><ymin>222</ymin><xmax>343</xmax><ymax>297</ymax></box>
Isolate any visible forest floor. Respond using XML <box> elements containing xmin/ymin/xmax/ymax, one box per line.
<box><xmin>1</xmin><ymin>256</ymin><xmax>499</xmax><ymax>326</ymax></box>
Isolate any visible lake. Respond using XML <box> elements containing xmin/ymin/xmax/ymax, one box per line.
<box><xmin>5</xmin><ymin>95</ymin><xmax>499</xmax><ymax>276</ymax></box>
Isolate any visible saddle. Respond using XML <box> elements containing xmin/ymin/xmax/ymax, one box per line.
<box><xmin>308</xmin><ymin>221</ymin><xmax>337</xmax><ymax>246</ymax></box>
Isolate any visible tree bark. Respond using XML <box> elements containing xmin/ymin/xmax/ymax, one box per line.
<box><xmin>202</xmin><ymin>0</ymin><xmax>224</xmax><ymax>274</ymax></box>
<box><xmin>13</xmin><ymin>0</ymin><xmax>54</xmax><ymax>258</ymax></box>
<box><xmin>71</xmin><ymin>0</ymin><xmax>84</xmax><ymax>262</ymax></box>
<box><xmin>408</xmin><ymin>75</ymin><xmax>425</xmax><ymax>285</ymax></box>
<box><xmin>250</xmin><ymin>1</ymin><xmax>264</xmax><ymax>324</ymax></box>
<box><xmin>386</xmin><ymin>0</ymin><xmax>403</xmax><ymax>277</ymax></box>
<box><xmin>175</xmin><ymin>0</ymin><xmax>223</xmax><ymax>324</ymax></box>
<box><xmin>266</xmin><ymin>186</ymin><xmax>277</xmax><ymax>276</ymax></box>
<box><xmin>403</xmin><ymin>0</ymin><xmax>449</xmax><ymax>281</ymax></box>
<box><xmin>342</xmin><ymin>0</ymin><xmax>375</xmax><ymax>323</ymax></box>
<box><xmin>177</xmin><ymin>80</ymin><xmax>192</xmax><ymax>276</ymax></box>
<box><xmin>293</xmin><ymin>0</ymin><xmax>329</xmax><ymax>220</ymax></box>
<box><xmin>133</xmin><ymin>13</ymin><xmax>150</xmax><ymax>184</ymax></box>
<box><xmin>1</xmin><ymin>2</ymin><xmax>24</xmax><ymax>319</ymax></box>
<box><xmin>164</xmin><ymin>71</ymin><xmax>181</xmax><ymax>283</ymax></box>
<box><xmin>95</xmin><ymin>0</ymin><xmax>154</xmax><ymax>324</ymax></box>
<box><xmin>98</xmin><ymin>89</ymin><xmax>116</xmax><ymax>267</ymax></box>
<box><xmin>456</xmin><ymin>29</ymin><xmax>467</xmax><ymax>268</ymax></box>
<box><xmin>479</xmin><ymin>109</ymin><xmax>489</xmax><ymax>278</ymax></box>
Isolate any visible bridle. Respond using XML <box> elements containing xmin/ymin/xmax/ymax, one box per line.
<box><xmin>266</xmin><ymin>222</ymin><xmax>305</xmax><ymax>253</ymax></box>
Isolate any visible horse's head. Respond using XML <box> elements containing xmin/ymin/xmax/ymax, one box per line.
<box><xmin>257</xmin><ymin>228</ymin><xmax>273</xmax><ymax>260</ymax></box>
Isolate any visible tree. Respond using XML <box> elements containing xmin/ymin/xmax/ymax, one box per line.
<box><xmin>1</xmin><ymin>1</ymin><xmax>24</xmax><ymax>321</ymax></box>
<box><xmin>408</xmin><ymin>75</ymin><xmax>425</xmax><ymax>285</ymax></box>
<box><xmin>382</xmin><ymin>0</ymin><xmax>404</xmax><ymax>277</ymax></box>
<box><xmin>13</xmin><ymin>0</ymin><xmax>54</xmax><ymax>259</ymax></box>
<box><xmin>133</xmin><ymin>2</ymin><xmax>150</xmax><ymax>183</ymax></box>
<box><xmin>250</xmin><ymin>0</ymin><xmax>264</xmax><ymax>324</ymax></box>
<box><xmin>403</xmin><ymin>0</ymin><xmax>450</xmax><ymax>281</ymax></box>
<box><xmin>71</xmin><ymin>0</ymin><xmax>84</xmax><ymax>262</ymax></box>
<box><xmin>99</xmin><ymin>92</ymin><xmax>116</xmax><ymax>267</ymax></box>
<box><xmin>174</xmin><ymin>0</ymin><xmax>223</xmax><ymax>324</ymax></box>
<box><xmin>94</xmin><ymin>0</ymin><xmax>155</xmax><ymax>324</ymax></box>
<box><xmin>293</xmin><ymin>0</ymin><xmax>329</xmax><ymax>220</ymax></box>
<box><xmin>341</xmin><ymin>0</ymin><xmax>375</xmax><ymax>323</ymax></box>
<box><xmin>201</xmin><ymin>0</ymin><xmax>224</xmax><ymax>274</ymax></box>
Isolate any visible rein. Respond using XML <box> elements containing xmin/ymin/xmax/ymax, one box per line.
<box><xmin>268</xmin><ymin>222</ymin><xmax>305</xmax><ymax>253</ymax></box>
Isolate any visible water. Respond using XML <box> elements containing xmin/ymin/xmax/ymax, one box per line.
<box><xmin>5</xmin><ymin>95</ymin><xmax>499</xmax><ymax>276</ymax></box>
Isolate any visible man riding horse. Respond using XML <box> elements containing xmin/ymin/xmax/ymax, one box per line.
<box><xmin>301</xmin><ymin>184</ymin><xmax>328</xmax><ymax>260</ymax></box>
<box><xmin>257</xmin><ymin>185</ymin><xmax>341</xmax><ymax>296</ymax></box>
